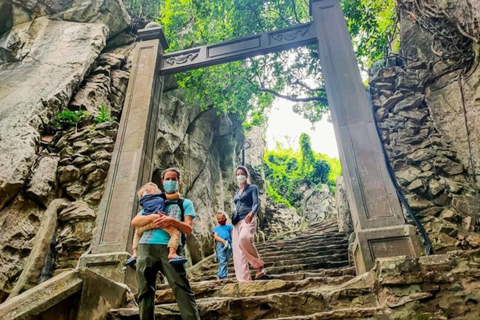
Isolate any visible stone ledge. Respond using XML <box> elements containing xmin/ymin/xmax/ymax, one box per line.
<box><xmin>0</xmin><ymin>268</ymin><xmax>126</xmax><ymax>320</ymax></box>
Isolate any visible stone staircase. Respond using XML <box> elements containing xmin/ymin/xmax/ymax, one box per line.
<box><xmin>109</xmin><ymin>219</ymin><xmax>380</xmax><ymax>319</ymax></box>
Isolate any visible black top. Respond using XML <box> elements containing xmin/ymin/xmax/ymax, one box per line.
<box><xmin>234</xmin><ymin>184</ymin><xmax>260</xmax><ymax>221</ymax></box>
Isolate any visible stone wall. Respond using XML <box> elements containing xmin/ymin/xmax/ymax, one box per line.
<box><xmin>370</xmin><ymin>1</ymin><xmax>480</xmax><ymax>254</ymax></box>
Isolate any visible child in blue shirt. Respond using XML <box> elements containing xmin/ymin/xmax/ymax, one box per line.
<box><xmin>213</xmin><ymin>211</ymin><xmax>233</xmax><ymax>280</ymax></box>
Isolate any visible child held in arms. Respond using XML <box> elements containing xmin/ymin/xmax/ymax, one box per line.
<box><xmin>126</xmin><ymin>182</ymin><xmax>187</xmax><ymax>266</ymax></box>
<box><xmin>212</xmin><ymin>211</ymin><xmax>233</xmax><ymax>280</ymax></box>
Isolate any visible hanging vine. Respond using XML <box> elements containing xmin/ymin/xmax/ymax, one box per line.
<box><xmin>398</xmin><ymin>0</ymin><xmax>477</xmax><ymax>75</ymax></box>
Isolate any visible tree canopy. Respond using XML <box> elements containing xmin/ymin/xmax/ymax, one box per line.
<box><xmin>264</xmin><ymin>133</ymin><xmax>341</xmax><ymax>207</ymax></box>
<box><xmin>157</xmin><ymin>0</ymin><xmax>397</xmax><ymax>125</ymax></box>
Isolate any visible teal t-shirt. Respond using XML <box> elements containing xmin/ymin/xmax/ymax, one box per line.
<box><xmin>138</xmin><ymin>199</ymin><xmax>196</xmax><ymax>245</ymax></box>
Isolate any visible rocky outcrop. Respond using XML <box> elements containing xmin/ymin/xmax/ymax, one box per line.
<box><xmin>154</xmin><ymin>90</ymin><xmax>244</xmax><ymax>264</ymax></box>
<box><xmin>370</xmin><ymin>1</ymin><xmax>480</xmax><ymax>254</ymax></box>
<box><xmin>2</xmin><ymin>0</ymin><xmax>131</xmax><ymax>40</ymax></box>
<box><xmin>336</xmin><ymin>176</ymin><xmax>352</xmax><ymax>235</ymax></box>
<box><xmin>245</xmin><ymin>127</ymin><xmax>267</xmax><ymax>223</ymax></box>
<box><xmin>7</xmin><ymin>199</ymin><xmax>69</xmax><ymax>298</ymax></box>
<box><xmin>0</xmin><ymin>17</ymin><xmax>107</xmax><ymax>210</ymax></box>
<box><xmin>301</xmin><ymin>184</ymin><xmax>335</xmax><ymax>224</ymax></box>
<box><xmin>263</xmin><ymin>199</ymin><xmax>303</xmax><ymax>238</ymax></box>
<box><xmin>0</xmin><ymin>2</ymin><xmax>133</xmax><ymax>300</ymax></box>
<box><xmin>0</xmin><ymin>195</ymin><xmax>42</xmax><ymax>301</ymax></box>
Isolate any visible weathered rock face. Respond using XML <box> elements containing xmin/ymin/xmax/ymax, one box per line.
<box><xmin>0</xmin><ymin>195</ymin><xmax>42</xmax><ymax>301</ymax></box>
<box><xmin>0</xmin><ymin>1</ymin><xmax>133</xmax><ymax>301</ymax></box>
<box><xmin>245</xmin><ymin>127</ymin><xmax>267</xmax><ymax>224</ymax></box>
<box><xmin>371</xmin><ymin>1</ymin><xmax>480</xmax><ymax>254</ymax></box>
<box><xmin>301</xmin><ymin>184</ymin><xmax>335</xmax><ymax>224</ymax></box>
<box><xmin>2</xmin><ymin>0</ymin><xmax>131</xmax><ymax>39</ymax></box>
<box><xmin>336</xmin><ymin>176</ymin><xmax>352</xmax><ymax>235</ymax></box>
<box><xmin>0</xmin><ymin>17</ymin><xmax>107</xmax><ymax>210</ymax></box>
<box><xmin>263</xmin><ymin>199</ymin><xmax>302</xmax><ymax>238</ymax></box>
<box><xmin>154</xmin><ymin>90</ymin><xmax>244</xmax><ymax>264</ymax></box>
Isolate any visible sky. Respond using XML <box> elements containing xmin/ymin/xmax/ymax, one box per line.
<box><xmin>265</xmin><ymin>98</ymin><xmax>339</xmax><ymax>158</ymax></box>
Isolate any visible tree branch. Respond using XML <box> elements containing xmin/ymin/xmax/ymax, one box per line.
<box><xmin>291</xmin><ymin>79</ymin><xmax>326</xmax><ymax>93</ymax></box>
<box><xmin>290</xmin><ymin>0</ymin><xmax>301</xmax><ymax>24</ymax></box>
<box><xmin>259</xmin><ymin>87</ymin><xmax>328</xmax><ymax>103</ymax></box>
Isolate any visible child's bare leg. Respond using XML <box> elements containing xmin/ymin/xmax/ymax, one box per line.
<box><xmin>166</xmin><ymin>227</ymin><xmax>182</xmax><ymax>260</ymax></box>
<box><xmin>132</xmin><ymin>248</ymin><xmax>138</xmax><ymax>258</ymax></box>
<box><xmin>167</xmin><ymin>246</ymin><xmax>179</xmax><ymax>260</ymax></box>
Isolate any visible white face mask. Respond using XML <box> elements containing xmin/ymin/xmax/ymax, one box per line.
<box><xmin>236</xmin><ymin>175</ymin><xmax>247</xmax><ymax>184</ymax></box>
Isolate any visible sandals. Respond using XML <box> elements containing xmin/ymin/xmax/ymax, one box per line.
<box><xmin>125</xmin><ymin>256</ymin><xmax>137</xmax><ymax>267</ymax></box>
<box><xmin>169</xmin><ymin>256</ymin><xmax>188</xmax><ymax>265</ymax></box>
<box><xmin>255</xmin><ymin>268</ymin><xmax>267</xmax><ymax>279</ymax></box>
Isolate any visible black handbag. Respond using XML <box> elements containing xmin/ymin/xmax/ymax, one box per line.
<box><xmin>231</xmin><ymin>191</ymin><xmax>242</xmax><ymax>225</ymax></box>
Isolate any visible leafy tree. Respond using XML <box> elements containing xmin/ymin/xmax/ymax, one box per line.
<box><xmin>264</xmin><ymin>133</ymin><xmax>340</xmax><ymax>207</ymax></box>
<box><xmin>341</xmin><ymin>0</ymin><xmax>398</xmax><ymax>69</ymax></box>
<box><xmin>158</xmin><ymin>0</ymin><xmax>396</xmax><ymax>124</ymax></box>
<box><xmin>124</xmin><ymin>0</ymin><xmax>164</xmax><ymax>21</ymax></box>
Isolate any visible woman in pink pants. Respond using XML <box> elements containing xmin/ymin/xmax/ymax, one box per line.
<box><xmin>231</xmin><ymin>166</ymin><xmax>266</xmax><ymax>282</ymax></box>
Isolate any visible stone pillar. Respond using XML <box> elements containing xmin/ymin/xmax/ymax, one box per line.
<box><xmin>310</xmin><ymin>0</ymin><xmax>422</xmax><ymax>274</ymax></box>
<box><xmin>79</xmin><ymin>23</ymin><xmax>169</xmax><ymax>289</ymax></box>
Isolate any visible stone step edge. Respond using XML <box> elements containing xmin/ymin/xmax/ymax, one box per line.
<box><xmin>163</xmin><ymin>267</ymin><xmax>357</xmax><ymax>289</ymax></box>
<box><xmin>192</xmin><ymin>260</ymin><xmax>351</xmax><ymax>277</ymax></box>
<box><xmin>193</xmin><ymin>252</ymin><xmax>350</xmax><ymax>272</ymax></box>
<box><xmin>270</xmin><ymin>307</ymin><xmax>386</xmax><ymax>320</ymax></box>
<box><xmin>116</xmin><ymin>285</ymin><xmax>374</xmax><ymax>313</ymax></box>
<box><xmin>257</xmin><ymin>234</ymin><xmax>348</xmax><ymax>247</ymax></box>
<box><xmin>154</xmin><ymin>275</ymin><xmax>358</xmax><ymax>303</ymax></box>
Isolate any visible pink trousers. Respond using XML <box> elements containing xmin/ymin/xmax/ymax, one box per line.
<box><xmin>232</xmin><ymin>219</ymin><xmax>264</xmax><ymax>282</ymax></box>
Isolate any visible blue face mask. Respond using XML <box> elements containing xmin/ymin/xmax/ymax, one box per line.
<box><xmin>163</xmin><ymin>181</ymin><xmax>178</xmax><ymax>193</ymax></box>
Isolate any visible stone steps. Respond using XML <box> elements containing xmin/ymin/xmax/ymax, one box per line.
<box><xmin>259</xmin><ymin>243</ymin><xmax>348</xmax><ymax>258</ymax></box>
<box><xmin>226</xmin><ymin>252</ymin><xmax>349</xmax><ymax>269</ymax></box>
<box><xmin>110</xmin><ymin>286</ymin><xmax>376</xmax><ymax>320</ymax></box>
<box><xmin>256</xmin><ymin>241</ymin><xmax>348</xmax><ymax>255</ymax></box>
<box><xmin>186</xmin><ymin>266</ymin><xmax>355</xmax><ymax>283</ymax></box>
<box><xmin>190</xmin><ymin>260</ymin><xmax>351</xmax><ymax>282</ymax></box>
<box><xmin>109</xmin><ymin>220</ymin><xmax>357</xmax><ymax>320</ymax></box>
<box><xmin>271</xmin><ymin>307</ymin><xmax>387</xmax><ymax>320</ymax></box>
<box><xmin>195</xmin><ymin>243</ymin><xmax>349</xmax><ymax>270</ymax></box>
<box><xmin>155</xmin><ymin>274</ymin><xmax>357</xmax><ymax>304</ymax></box>
<box><xmin>256</xmin><ymin>234</ymin><xmax>348</xmax><ymax>250</ymax></box>
<box><xmin>189</xmin><ymin>238</ymin><xmax>350</xmax><ymax>281</ymax></box>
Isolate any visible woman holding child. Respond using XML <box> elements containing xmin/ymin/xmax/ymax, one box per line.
<box><xmin>231</xmin><ymin>165</ymin><xmax>266</xmax><ymax>281</ymax></box>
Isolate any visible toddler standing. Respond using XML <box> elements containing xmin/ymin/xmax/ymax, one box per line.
<box><xmin>212</xmin><ymin>211</ymin><xmax>233</xmax><ymax>280</ymax></box>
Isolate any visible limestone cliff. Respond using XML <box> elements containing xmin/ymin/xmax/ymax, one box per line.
<box><xmin>370</xmin><ymin>0</ymin><xmax>480</xmax><ymax>254</ymax></box>
<box><xmin>0</xmin><ymin>0</ymin><xmax>134</xmax><ymax>301</ymax></box>
<box><xmin>154</xmin><ymin>89</ymin><xmax>244</xmax><ymax>264</ymax></box>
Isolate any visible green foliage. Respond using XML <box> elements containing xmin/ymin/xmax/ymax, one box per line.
<box><xmin>264</xmin><ymin>133</ymin><xmax>341</xmax><ymax>207</ymax></box>
<box><xmin>52</xmin><ymin>110</ymin><xmax>88</xmax><ymax>129</ymax></box>
<box><xmin>95</xmin><ymin>104</ymin><xmax>117</xmax><ymax>124</ymax></box>
<box><xmin>159</xmin><ymin>0</ymin><xmax>326</xmax><ymax>124</ymax></box>
<box><xmin>266</xmin><ymin>182</ymin><xmax>292</xmax><ymax>208</ymax></box>
<box><xmin>124</xmin><ymin>0</ymin><xmax>163</xmax><ymax>21</ymax></box>
<box><xmin>243</xmin><ymin>109</ymin><xmax>268</xmax><ymax>131</ymax></box>
<box><xmin>159</xmin><ymin>0</ymin><xmax>397</xmax><ymax>124</ymax></box>
<box><xmin>341</xmin><ymin>0</ymin><xmax>398</xmax><ymax>68</ymax></box>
